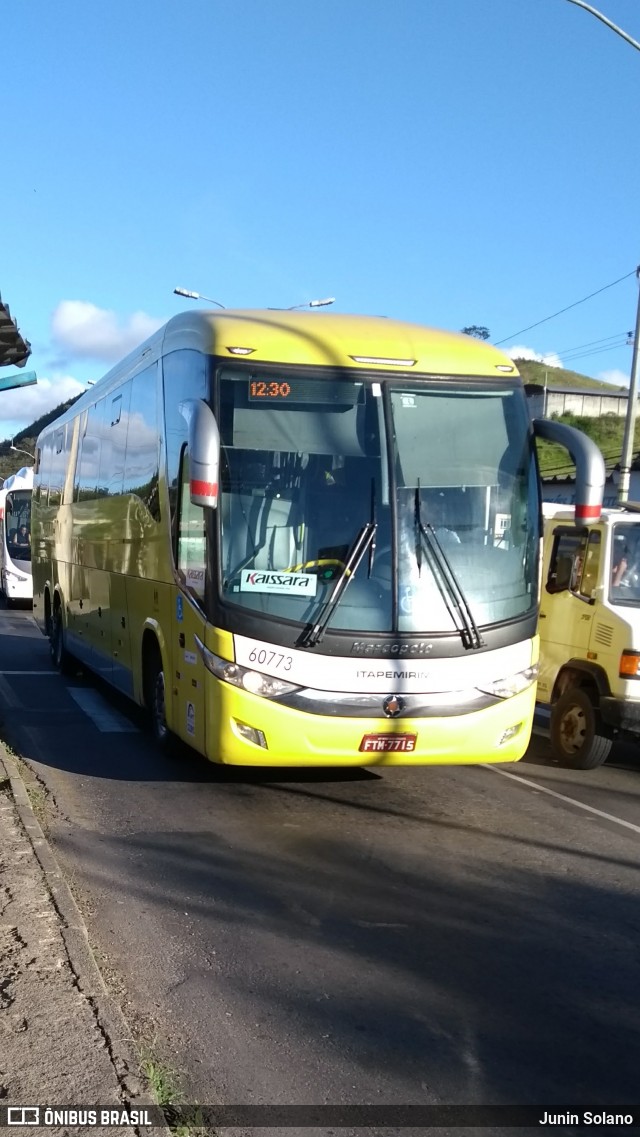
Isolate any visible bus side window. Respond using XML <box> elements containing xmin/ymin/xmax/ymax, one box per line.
<box><xmin>49</xmin><ymin>428</ymin><xmax>66</xmax><ymax>508</ymax></box>
<box><xmin>36</xmin><ymin>434</ymin><xmax>54</xmax><ymax>508</ymax></box>
<box><xmin>177</xmin><ymin>450</ymin><xmax>206</xmax><ymax>601</ymax></box>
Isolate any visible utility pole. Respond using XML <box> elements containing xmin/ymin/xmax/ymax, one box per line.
<box><xmin>617</xmin><ymin>266</ymin><xmax>640</xmax><ymax>503</ymax></box>
<box><xmin>560</xmin><ymin>0</ymin><xmax>639</xmax><ymax>500</ymax></box>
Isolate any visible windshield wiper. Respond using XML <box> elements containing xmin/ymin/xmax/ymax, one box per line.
<box><xmin>298</xmin><ymin>520</ymin><xmax>377</xmax><ymax>649</ymax></box>
<box><xmin>368</xmin><ymin>477</ymin><xmax>377</xmax><ymax>577</ymax></box>
<box><xmin>414</xmin><ymin>488</ymin><xmax>484</xmax><ymax>651</ymax></box>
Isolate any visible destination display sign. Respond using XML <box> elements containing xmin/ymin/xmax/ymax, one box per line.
<box><xmin>247</xmin><ymin>378</ymin><xmax>362</xmax><ymax>405</ymax></box>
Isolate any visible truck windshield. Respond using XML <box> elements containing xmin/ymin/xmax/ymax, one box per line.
<box><xmin>609</xmin><ymin>523</ymin><xmax>640</xmax><ymax>604</ymax></box>
<box><xmin>216</xmin><ymin>369</ymin><xmax>539</xmax><ymax>636</ymax></box>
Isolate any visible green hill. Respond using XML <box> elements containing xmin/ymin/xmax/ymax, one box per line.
<box><xmin>0</xmin><ymin>395</ymin><xmax>81</xmax><ymax>482</ymax></box>
<box><xmin>509</xmin><ymin>358</ymin><xmax>632</xmax><ymax>476</ymax></box>
<box><xmin>513</xmin><ymin>358</ymin><xmax>625</xmax><ymax>391</ymax></box>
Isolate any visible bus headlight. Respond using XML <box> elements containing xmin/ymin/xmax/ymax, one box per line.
<box><xmin>477</xmin><ymin>665</ymin><xmax>538</xmax><ymax>700</ymax></box>
<box><xmin>195</xmin><ymin>637</ymin><xmax>300</xmax><ymax>698</ymax></box>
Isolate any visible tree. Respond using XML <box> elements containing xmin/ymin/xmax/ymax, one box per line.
<box><xmin>461</xmin><ymin>325</ymin><xmax>490</xmax><ymax>340</ymax></box>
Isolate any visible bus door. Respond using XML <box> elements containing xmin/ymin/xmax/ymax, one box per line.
<box><xmin>0</xmin><ymin>492</ymin><xmax>7</xmax><ymax>578</ymax></box>
<box><xmin>88</xmin><ymin>568</ymin><xmax>113</xmax><ymax>682</ymax></box>
<box><xmin>171</xmin><ymin>450</ymin><xmax>207</xmax><ymax>751</ymax></box>
<box><xmin>109</xmin><ymin>572</ymin><xmax>132</xmax><ymax>695</ymax></box>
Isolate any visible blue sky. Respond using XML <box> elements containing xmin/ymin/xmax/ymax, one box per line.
<box><xmin>2</xmin><ymin>0</ymin><xmax>639</xmax><ymax>440</ymax></box>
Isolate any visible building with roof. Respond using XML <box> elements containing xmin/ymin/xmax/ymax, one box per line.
<box><xmin>525</xmin><ymin>383</ymin><xmax>628</xmax><ymax>420</ymax></box>
<box><xmin>0</xmin><ymin>294</ymin><xmax>31</xmax><ymax>369</ymax></box>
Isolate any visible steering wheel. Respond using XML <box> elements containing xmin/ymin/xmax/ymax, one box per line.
<box><xmin>293</xmin><ymin>546</ymin><xmax>395</xmax><ymax>585</ymax></box>
<box><xmin>289</xmin><ymin>559</ymin><xmax>348</xmax><ymax>583</ymax></box>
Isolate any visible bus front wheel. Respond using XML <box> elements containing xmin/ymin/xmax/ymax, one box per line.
<box><xmin>146</xmin><ymin>649</ymin><xmax>175</xmax><ymax>754</ymax></box>
<box><xmin>550</xmin><ymin>686</ymin><xmax>613</xmax><ymax>770</ymax></box>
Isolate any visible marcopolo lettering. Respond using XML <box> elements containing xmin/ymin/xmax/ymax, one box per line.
<box><xmin>351</xmin><ymin>641</ymin><xmax>433</xmax><ymax>656</ymax></box>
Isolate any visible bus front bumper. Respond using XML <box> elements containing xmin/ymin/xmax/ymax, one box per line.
<box><xmin>209</xmin><ymin>682</ymin><xmax>537</xmax><ymax>767</ymax></box>
<box><xmin>4</xmin><ymin>574</ymin><xmax>32</xmax><ymax>601</ymax></box>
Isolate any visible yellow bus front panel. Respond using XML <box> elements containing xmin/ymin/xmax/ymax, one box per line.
<box><xmin>205</xmin><ymin>677</ymin><xmax>536</xmax><ymax>767</ymax></box>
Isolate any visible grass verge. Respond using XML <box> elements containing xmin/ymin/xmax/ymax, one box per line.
<box><xmin>139</xmin><ymin>1045</ymin><xmax>212</xmax><ymax>1136</ymax></box>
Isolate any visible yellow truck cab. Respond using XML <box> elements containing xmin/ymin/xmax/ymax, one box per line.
<box><xmin>538</xmin><ymin>502</ymin><xmax>640</xmax><ymax>768</ymax></box>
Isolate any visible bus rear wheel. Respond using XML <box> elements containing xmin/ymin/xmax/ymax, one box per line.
<box><xmin>550</xmin><ymin>686</ymin><xmax>613</xmax><ymax>770</ymax></box>
<box><xmin>50</xmin><ymin>604</ymin><xmax>73</xmax><ymax>675</ymax></box>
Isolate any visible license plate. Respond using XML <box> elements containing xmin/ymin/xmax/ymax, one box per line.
<box><xmin>359</xmin><ymin>733</ymin><xmax>417</xmax><ymax>753</ymax></box>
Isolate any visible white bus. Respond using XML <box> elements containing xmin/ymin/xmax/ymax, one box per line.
<box><xmin>0</xmin><ymin>465</ymin><xmax>34</xmax><ymax>605</ymax></box>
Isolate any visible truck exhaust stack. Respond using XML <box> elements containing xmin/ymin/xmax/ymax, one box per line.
<box><xmin>534</xmin><ymin>418</ymin><xmax>605</xmax><ymax>523</ymax></box>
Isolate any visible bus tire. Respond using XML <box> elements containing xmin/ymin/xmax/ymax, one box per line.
<box><xmin>145</xmin><ymin>648</ymin><xmax>176</xmax><ymax>755</ymax></box>
<box><xmin>550</xmin><ymin>686</ymin><xmax>613</xmax><ymax>770</ymax></box>
<box><xmin>50</xmin><ymin>603</ymin><xmax>73</xmax><ymax>675</ymax></box>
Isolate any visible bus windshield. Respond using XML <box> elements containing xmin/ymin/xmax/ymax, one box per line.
<box><xmin>5</xmin><ymin>489</ymin><xmax>32</xmax><ymax>564</ymax></box>
<box><xmin>217</xmin><ymin>369</ymin><xmax>539</xmax><ymax>636</ymax></box>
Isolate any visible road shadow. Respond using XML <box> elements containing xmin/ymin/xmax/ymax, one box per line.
<box><xmin>54</xmin><ymin>816</ymin><xmax>640</xmax><ymax>1116</ymax></box>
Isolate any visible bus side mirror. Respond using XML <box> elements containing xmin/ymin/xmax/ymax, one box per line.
<box><xmin>178</xmin><ymin>399</ymin><xmax>220</xmax><ymax>510</ymax></box>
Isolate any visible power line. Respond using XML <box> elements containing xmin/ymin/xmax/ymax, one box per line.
<box><xmin>553</xmin><ymin>331</ymin><xmax>631</xmax><ymax>355</ymax></box>
<box><xmin>493</xmin><ymin>269</ymin><xmax>638</xmax><ymax>346</ymax></box>
<box><xmin>559</xmin><ymin>340</ymin><xmax>632</xmax><ymax>365</ymax></box>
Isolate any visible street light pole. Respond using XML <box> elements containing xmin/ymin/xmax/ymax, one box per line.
<box><xmin>10</xmin><ymin>442</ymin><xmax>35</xmax><ymax>462</ymax></box>
<box><xmin>563</xmin><ymin>0</ymin><xmax>640</xmax><ymax>52</ymax></box>
<box><xmin>174</xmin><ymin>288</ymin><xmax>225</xmax><ymax>309</ymax></box>
<box><xmin>617</xmin><ymin>267</ymin><xmax>640</xmax><ymax>504</ymax></box>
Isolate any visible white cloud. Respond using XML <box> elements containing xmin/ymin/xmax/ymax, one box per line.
<box><xmin>504</xmin><ymin>344</ymin><xmax>564</xmax><ymax>369</ymax></box>
<box><xmin>598</xmin><ymin>368</ymin><xmax>629</xmax><ymax>389</ymax></box>
<box><xmin>51</xmin><ymin>300</ymin><xmax>163</xmax><ymax>362</ymax></box>
<box><xmin>0</xmin><ymin>375</ymin><xmax>85</xmax><ymax>436</ymax></box>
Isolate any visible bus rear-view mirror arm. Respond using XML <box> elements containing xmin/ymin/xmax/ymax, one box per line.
<box><xmin>533</xmin><ymin>418</ymin><xmax>605</xmax><ymax>523</ymax></box>
<box><xmin>178</xmin><ymin>399</ymin><xmax>221</xmax><ymax>509</ymax></box>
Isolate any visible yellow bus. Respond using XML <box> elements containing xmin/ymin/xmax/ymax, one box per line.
<box><xmin>31</xmin><ymin>309</ymin><xmax>603</xmax><ymax>766</ymax></box>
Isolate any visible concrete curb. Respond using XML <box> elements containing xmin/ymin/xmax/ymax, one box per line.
<box><xmin>0</xmin><ymin>747</ymin><xmax>171</xmax><ymax>1133</ymax></box>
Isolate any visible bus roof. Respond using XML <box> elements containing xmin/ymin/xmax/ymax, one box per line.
<box><xmin>36</xmin><ymin>309</ymin><xmax>522</xmax><ymax>439</ymax></box>
<box><xmin>1</xmin><ymin>466</ymin><xmax>34</xmax><ymax>494</ymax></box>
<box><xmin>162</xmin><ymin>309</ymin><xmax>520</xmax><ymax>377</ymax></box>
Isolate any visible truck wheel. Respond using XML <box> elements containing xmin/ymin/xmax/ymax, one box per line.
<box><xmin>550</xmin><ymin>687</ymin><xmax>613</xmax><ymax>770</ymax></box>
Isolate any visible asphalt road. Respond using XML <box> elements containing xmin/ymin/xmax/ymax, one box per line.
<box><xmin>1</xmin><ymin>602</ymin><xmax>639</xmax><ymax>1130</ymax></box>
